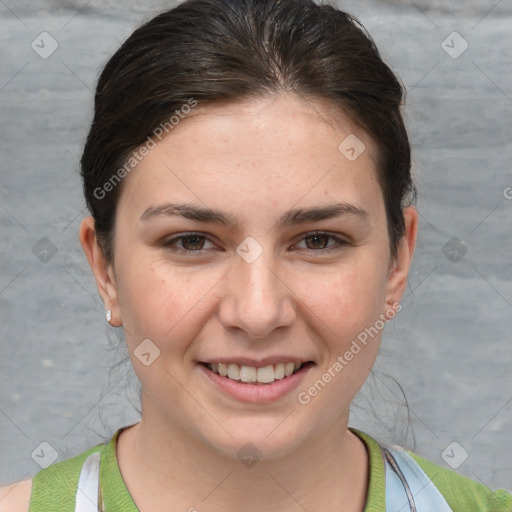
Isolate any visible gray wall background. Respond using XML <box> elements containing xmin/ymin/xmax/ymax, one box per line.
<box><xmin>1</xmin><ymin>0</ymin><xmax>511</xmax><ymax>493</ymax></box>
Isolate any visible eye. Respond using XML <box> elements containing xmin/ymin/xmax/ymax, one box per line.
<box><xmin>294</xmin><ymin>232</ymin><xmax>348</xmax><ymax>254</ymax></box>
<box><xmin>160</xmin><ymin>231</ymin><xmax>349</xmax><ymax>256</ymax></box>
<box><xmin>161</xmin><ymin>233</ymin><xmax>215</xmax><ymax>255</ymax></box>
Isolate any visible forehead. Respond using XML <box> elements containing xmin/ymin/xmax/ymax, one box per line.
<box><xmin>116</xmin><ymin>94</ymin><xmax>383</xmax><ymax>225</ymax></box>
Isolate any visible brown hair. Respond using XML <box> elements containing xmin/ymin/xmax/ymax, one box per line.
<box><xmin>80</xmin><ymin>0</ymin><xmax>416</xmax><ymax>262</ymax></box>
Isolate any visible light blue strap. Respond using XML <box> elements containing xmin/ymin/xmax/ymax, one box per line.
<box><xmin>75</xmin><ymin>451</ymin><xmax>100</xmax><ymax>512</ymax></box>
<box><xmin>384</xmin><ymin>445</ymin><xmax>454</xmax><ymax>511</ymax></box>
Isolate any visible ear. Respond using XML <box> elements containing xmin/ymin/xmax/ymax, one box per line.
<box><xmin>79</xmin><ymin>216</ymin><xmax>122</xmax><ymax>326</ymax></box>
<box><xmin>383</xmin><ymin>206</ymin><xmax>418</xmax><ymax>312</ymax></box>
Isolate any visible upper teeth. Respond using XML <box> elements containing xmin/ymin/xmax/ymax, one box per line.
<box><xmin>209</xmin><ymin>362</ymin><xmax>303</xmax><ymax>384</ymax></box>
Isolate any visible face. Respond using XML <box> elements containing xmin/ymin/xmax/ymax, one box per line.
<box><xmin>81</xmin><ymin>94</ymin><xmax>416</xmax><ymax>460</ymax></box>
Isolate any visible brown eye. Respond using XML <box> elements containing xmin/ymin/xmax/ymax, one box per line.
<box><xmin>295</xmin><ymin>232</ymin><xmax>348</xmax><ymax>255</ymax></box>
<box><xmin>304</xmin><ymin>234</ymin><xmax>330</xmax><ymax>250</ymax></box>
<box><xmin>162</xmin><ymin>233</ymin><xmax>214</xmax><ymax>254</ymax></box>
<box><xmin>179</xmin><ymin>235</ymin><xmax>206</xmax><ymax>251</ymax></box>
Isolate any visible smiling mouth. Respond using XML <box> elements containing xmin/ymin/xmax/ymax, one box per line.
<box><xmin>200</xmin><ymin>361</ymin><xmax>314</xmax><ymax>385</ymax></box>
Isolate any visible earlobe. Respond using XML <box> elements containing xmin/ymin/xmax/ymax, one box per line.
<box><xmin>78</xmin><ymin>216</ymin><xmax>122</xmax><ymax>326</ymax></box>
<box><xmin>384</xmin><ymin>206</ymin><xmax>418</xmax><ymax>309</ymax></box>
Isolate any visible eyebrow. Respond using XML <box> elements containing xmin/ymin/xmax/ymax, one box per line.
<box><xmin>140</xmin><ymin>202</ymin><xmax>368</xmax><ymax>229</ymax></box>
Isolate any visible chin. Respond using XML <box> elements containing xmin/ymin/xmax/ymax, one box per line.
<box><xmin>199</xmin><ymin>416</ymin><xmax>312</xmax><ymax>463</ymax></box>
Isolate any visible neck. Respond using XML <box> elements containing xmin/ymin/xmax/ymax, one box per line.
<box><xmin>117</xmin><ymin>405</ymin><xmax>369</xmax><ymax>512</ymax></box>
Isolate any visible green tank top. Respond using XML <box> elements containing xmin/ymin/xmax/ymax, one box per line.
<box><xmin>27</xmin><ymin>425</ymin><xmax>511</xmax><ymax>511</ymax></box>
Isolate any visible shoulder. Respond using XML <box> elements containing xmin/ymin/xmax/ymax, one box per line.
<box><xmin>0</xmin><ymin>479</ymin><xmax>33</xmax><ymax>512</ymax></box>
<box><xmin>405</xmin><ymin>449</ymin><xmax>512</xmax><ymax>512</ymax></box>
<box><xmin>0</xmin><ymin>441</ymin><xmax>106</xmax><ymax>512</ymax></box>
<box><xmin>27</xmin><ymin>443</ymin><xmax>104</xmax><ymax>511</ymax></box>
<box><xmin>351</xmin><ymin>428</ymin><xmax>512</xmax><ymax>512</ymax></box>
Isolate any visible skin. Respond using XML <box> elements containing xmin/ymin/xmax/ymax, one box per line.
<box><xmin>0</xmin><ymin>94</ymin><xmax>417</xmax><ymax>512</ymax></box>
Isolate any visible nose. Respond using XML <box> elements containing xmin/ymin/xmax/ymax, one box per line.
<box><xmin>218</xmin><ymin>244</ymin><xmax>296</xmax><ymax>340</ymax></box>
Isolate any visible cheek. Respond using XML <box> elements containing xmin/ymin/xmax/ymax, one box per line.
<box><xmin>115</xmin><ymin>234</ymin><xmax>390</xmax><ymax>353</ymax></box>
<box><xmin>295</xmin><ymin>255</ymin><xmax>389</xmax><ymax>344</ymax></box>
<box><xmin>294</xmin><ymin>260</ymin><xmax>388</xmax><ymax>414</ymax></box>
<box><xmin>115</xmin><ymin>250</ymin><xmax>215</xmax><ymax>350</ymax></box>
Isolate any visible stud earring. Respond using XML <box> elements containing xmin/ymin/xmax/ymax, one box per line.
<box><xmin>106</xmin><ymin>310</ymin><xmax>112</xmax><ymax>323</ymax></box>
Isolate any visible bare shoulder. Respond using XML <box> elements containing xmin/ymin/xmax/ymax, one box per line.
<box><xmin>0</xmin><ymin>479</ymin><xmax>33</xmax><ymax>512</ymax></box>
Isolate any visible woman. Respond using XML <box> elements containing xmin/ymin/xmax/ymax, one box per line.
<box><xmin>1</xmin><ymin>0</ymin><xmax>510</xmax><ymax>510</ymax></box>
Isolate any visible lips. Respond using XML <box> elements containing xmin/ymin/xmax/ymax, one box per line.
<box><xmin>199</xmin><ymin>361</ymin><xmax>313</xmax><ymax>385</ymax></box>
<box><xmin>197</xmin><ymin>360</ymin><xmax>314</xmax><ymax>403</ymax></box>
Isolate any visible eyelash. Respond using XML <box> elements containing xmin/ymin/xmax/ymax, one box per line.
<box><xmin>161</xmin><ymin>231</ymin><xmax>349</xmax><ymax>256</ymax></box>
